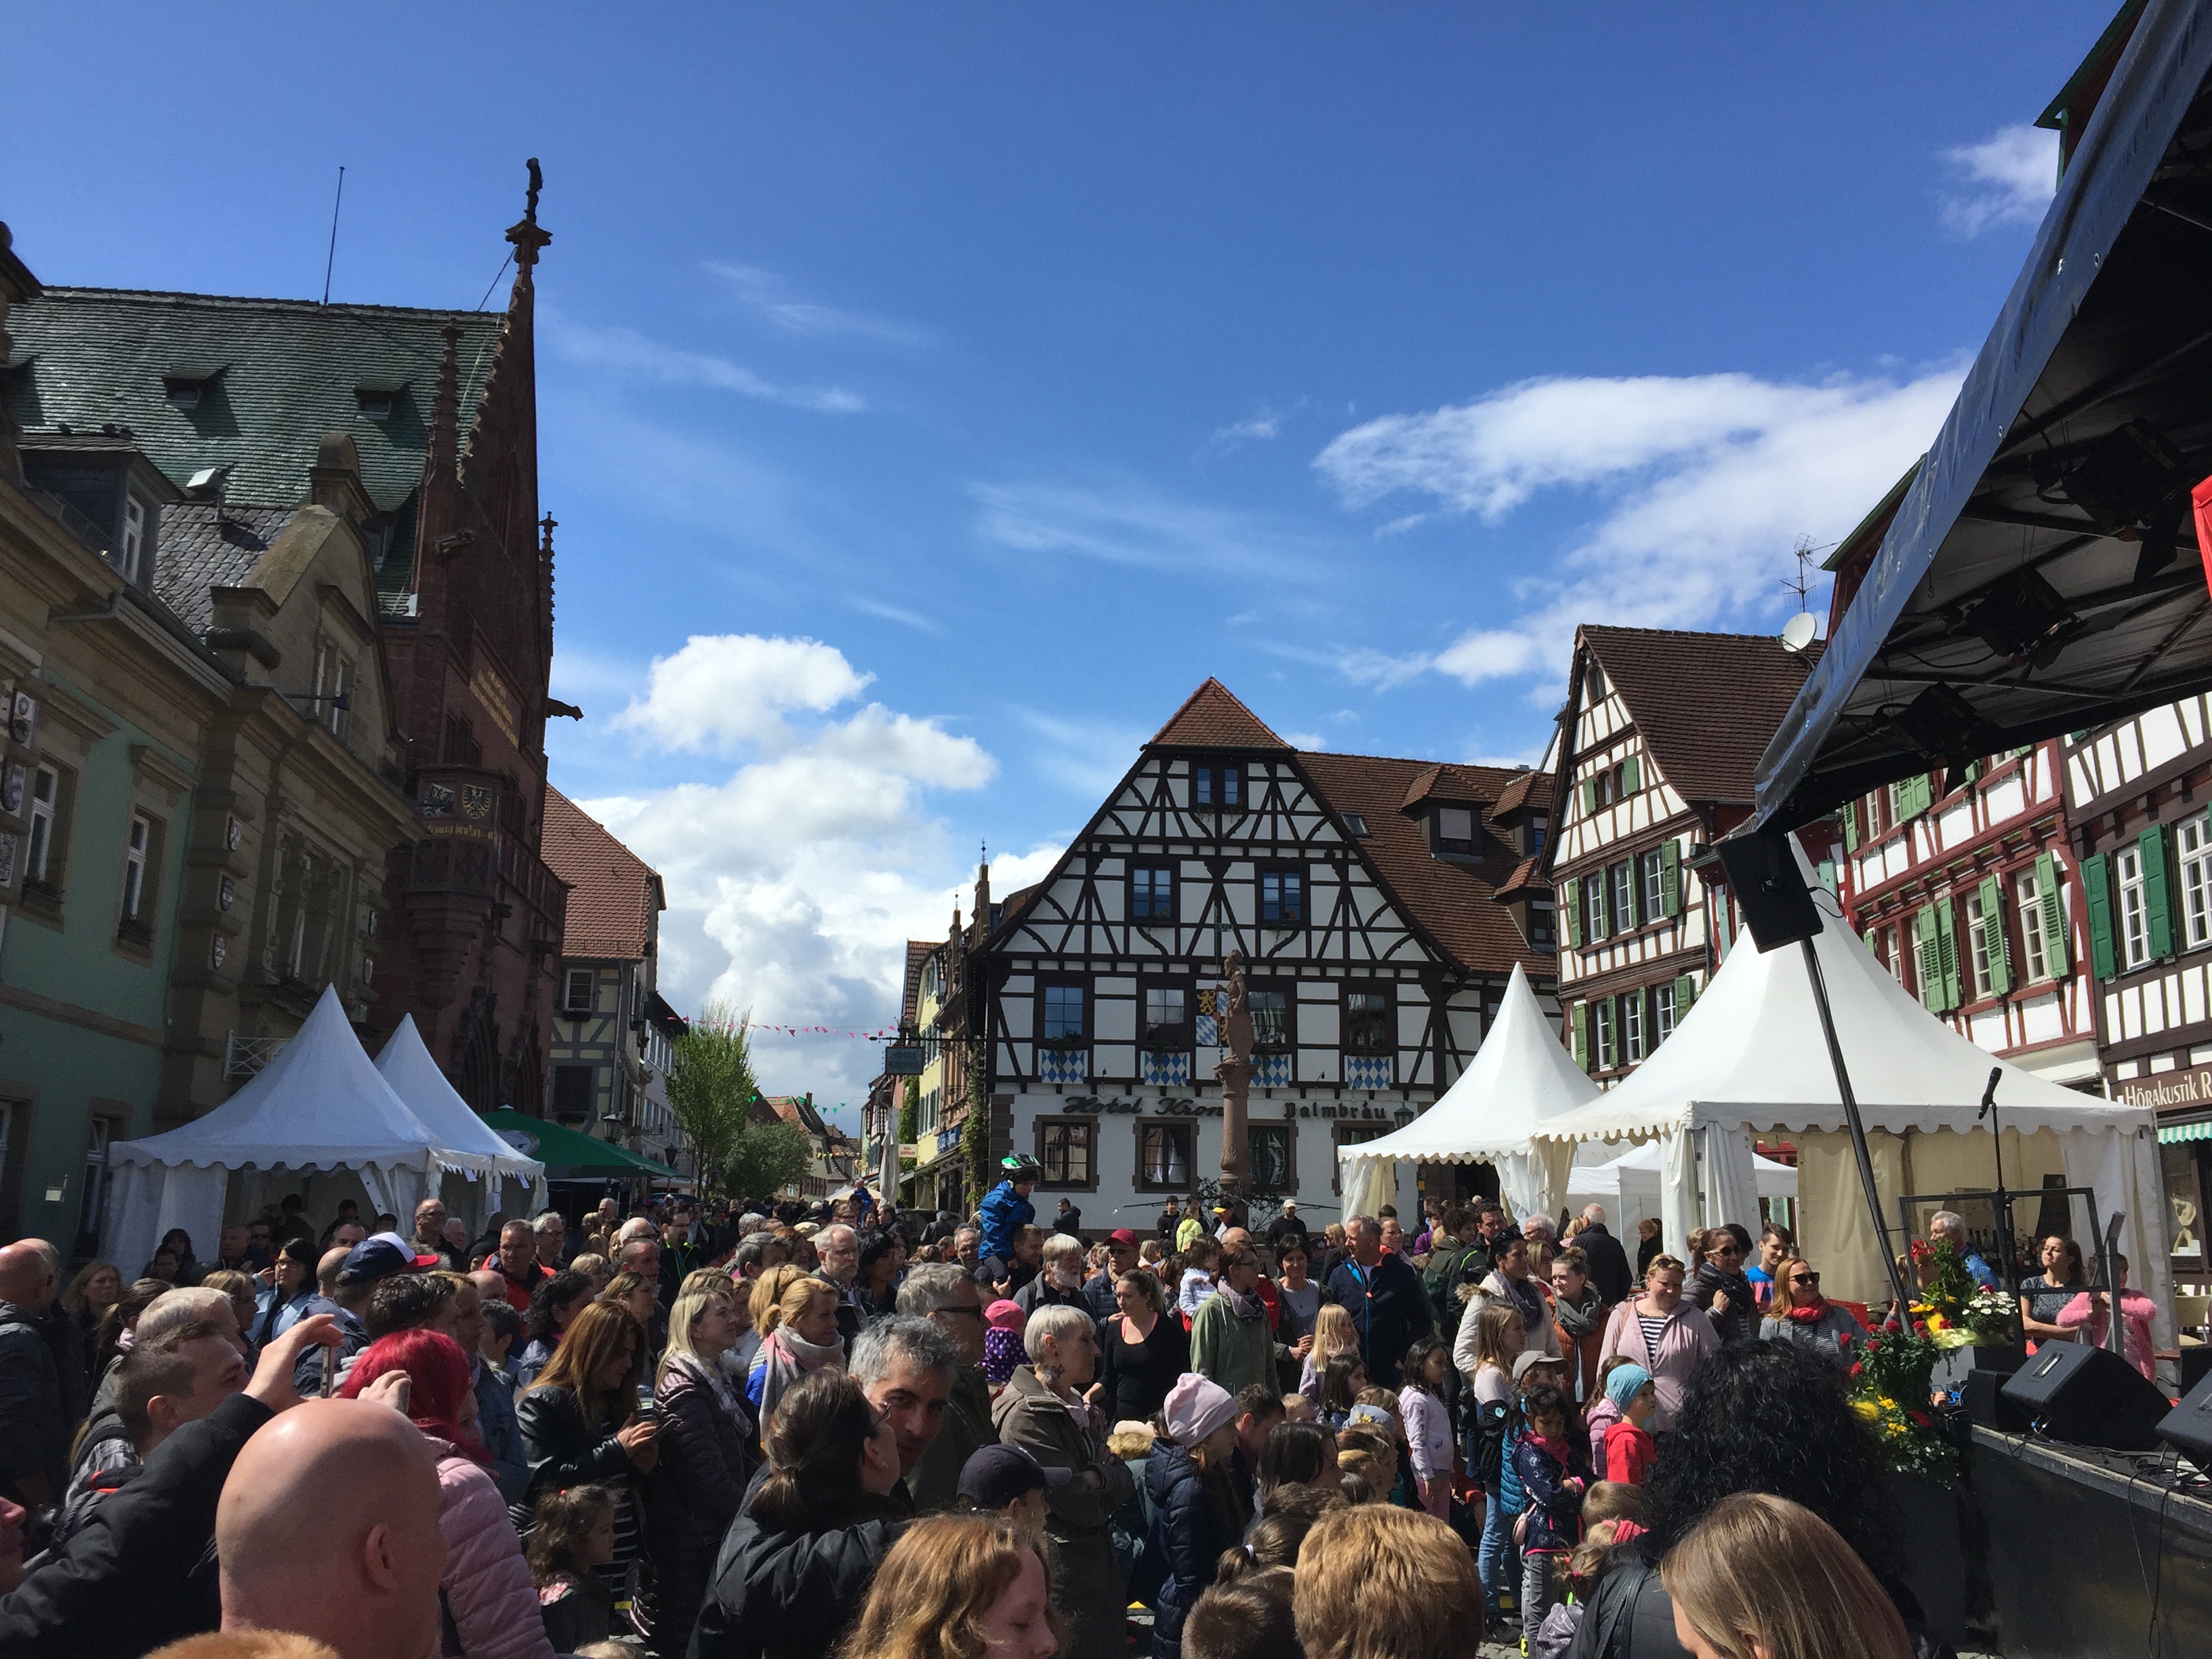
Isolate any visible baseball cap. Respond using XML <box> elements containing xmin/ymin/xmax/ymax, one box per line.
<box><xmin>1108</xmin><ymin>1229</ymin><xmax>1139</xmax><ymax>1247</ymax></box>
<box><xmin>1513</xmin><ymin>1350</ymin><xmax>1564</xmax><ymax>1381</ymax></box>
<box><xmin>958</xmin><ymin>1443</ymin><xmax>1073</xmax><ymax>1507</ymax></box>
<box><xmin>339</xmin><ymin>1231</ymin><xmax>417</xmax><ymax>1287</ymax></box>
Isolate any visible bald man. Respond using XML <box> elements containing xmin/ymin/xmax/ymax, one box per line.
<box><xmin>0</xmin><ymin>1240</ymin><xmax>66</xmax><ymax>1509</ymax></box>
<box><xmin>0</xmin><ymin>1315</ymin><xmax>375</xmax><ymax>1658</ymax></box>
<box><xmin>218</xmin><ymin>1399</ymin><xmax>445</xmax><ymax>1659</ymax></box>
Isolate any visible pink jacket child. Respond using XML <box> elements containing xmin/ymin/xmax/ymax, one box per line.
<box><xmin>1583</xmin><ymin>1394</ymin><xmax>1621</xmax><ymax>1469</ymax></box>
<box><xmin>2058</xmin><ymin>1281</ymin><xmax>2162</xmax><ymax>1383</ymax></box>
<box><xmin>1401</xmin><ymin>1385</ymin><xmax>1455</xmax><ymax>1518</ymax></box>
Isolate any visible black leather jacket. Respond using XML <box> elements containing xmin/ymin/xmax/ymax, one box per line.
<box><xmin>512</xmin><ymin>1382</ymin><xmax>634</xmax><ymax>1530</ymax></box>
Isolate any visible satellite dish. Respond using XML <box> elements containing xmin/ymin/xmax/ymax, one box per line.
<box><xmin>1780</xmin><ymin>613</ymin><xmax>1818</xmax><ymax>653</ymax></box>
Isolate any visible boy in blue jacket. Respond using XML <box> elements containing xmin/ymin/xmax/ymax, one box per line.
<box><xmin>1510</xmin><ymin>1382</ymin><xmax>1590</xmax><ymax>1637</ymax></box>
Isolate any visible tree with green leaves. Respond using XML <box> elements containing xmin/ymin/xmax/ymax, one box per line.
<box><xmin>666</xmin><ymin>1002</ymin><xmax>759</xmax><ymax>1206</ymax></box>
<box><xmin>726</xmin><ymin>1114</ymin><xmax>813</xmax><ymax>1206</ymax></box>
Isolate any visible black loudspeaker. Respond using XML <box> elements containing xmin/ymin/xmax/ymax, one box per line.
<box><xmin>2156</xmin><ymin>1364</ymin><xmax>2212</xmax><ymax>1472</ymax></box>
<box><xmin>1963</xmin><ymin>1369</ymin><xmax>2032</xmax><ymax>1433</ymax></box>
<box><xmin>1999</xmin><ymin>1339</ymin><xmax>2171</xmax><ymax>1452</ymax></box>
<box><xmin>1714</xmin><ymin>830</ymin><xmax>1822</xmax><ymax>951</ymax></box>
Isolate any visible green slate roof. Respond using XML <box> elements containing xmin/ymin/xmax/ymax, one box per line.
<box><xmin>7</xmin><ymin>287</ymin><xmax>504</xmax><ymax>518</ymax></box>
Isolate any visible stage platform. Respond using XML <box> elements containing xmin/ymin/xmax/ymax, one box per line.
<box><xmin>1965</xmin><ymin>1424</ymin><xmax>2212</xmax><ymax>1657</ymax></box>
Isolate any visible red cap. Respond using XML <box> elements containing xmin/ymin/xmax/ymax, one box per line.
<box><xmin>411</xmin><ymin>1250</ymin><xmax>444</xmax><ymax>1269</ymax></box>
<box><xmin>1109</xmin><ymin>1229</ymin><xmax>1140</xmax><ymax>1246</ymax></box>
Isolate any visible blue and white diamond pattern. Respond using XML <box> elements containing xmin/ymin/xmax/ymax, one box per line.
<box><xmin>1141</xmin><ymin>1050</ymin><xmax>1190</xmax><ymax>1086</ymax></box>
<box><xmin>1253</xmin><ymin>1053</ymin><xmax>1292</xmax><ymax>1088</ymax></box>
<box><xmin>1038</xmin><ymin>1048</ymin><xmax>1089</xmax><ymax>1084</ymax></box>
<box><xmin>1345</xmin><ymin>1054</ymin><xmax>1393</xmax><ymax>1090</ymax></box>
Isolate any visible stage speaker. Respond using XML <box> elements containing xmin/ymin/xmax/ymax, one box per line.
<box><xmin>2156</xmin><ymin>1364</ymin><xmax>2212</xmax><ymax>1472</ymax></box>
<box><xmin>1999</xmin><ymin>1339</ymin><xmax>2171</xmax><ymax>1452</ymax></box>
<box><xmin>1714</xmin><ymin>830</ymin><xmax>1822</xmax><ymax>951</ymax></box>
<box><xmin>1962</xmin><ymin>1369</ymin><xmax>2032</xmax><ymax>1433</ymax></box>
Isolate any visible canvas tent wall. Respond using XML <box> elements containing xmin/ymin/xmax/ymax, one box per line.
<box><xmin>1337</xmin><ymin>963</ymin><xmax>1596</xmax><ymax>1223</ymax></box>
<box><xmin>1531</xmin><ymin>884</ymin><xmax>2165</xmax><ymax>1352</ymax></box>
<box><xmin>375</xmin><ymin>1014</ymin><xmax>548</xmax><ymax>1230</ymax></box>
<box><xmin>1565</xmin><ymin>1139</ymin><xmax>1798</xmax><ymax>1233</ymax></box>
<box><xmin>103</xmin><ymin>986</ymin><xmax>526</xmax><ymax>1273</ymax></box>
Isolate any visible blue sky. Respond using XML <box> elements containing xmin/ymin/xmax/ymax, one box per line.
<box><xmin>3</xmin><ymin>4</ymin><xmax>2108</xmax><ymax>1124</ymax></box>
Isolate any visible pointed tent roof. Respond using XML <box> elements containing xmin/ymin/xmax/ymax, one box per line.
<box><xmin>1333</xmin><ymin>964</ymin><xmax>1596</xmax><ymax>1168</ymax></box>
<box><xmin>375</xmin><ymin>1015</ymin><xmax>544</xmax><ymax>1184</ymax></box>
<box><xmin>110</xmin><ymin>986</ymin><xmax>492</xmax><ymax>1175</ymax></box>
<box><xmin>1149</xmin><ymin>678</ymin><xmax>1290</xmax><ymax>750</ymax></box>
<box><xmin>1532</xmin><ymin>865</ymin><xmax>2154</xmax><ymax>1145</ymax></box>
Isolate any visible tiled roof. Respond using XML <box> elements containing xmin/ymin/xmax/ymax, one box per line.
<box><xmin>1150</xmin><ymin>678</ymin><xmax>1290</xmax><ymax>750</ymax></box>
<box><xmin>1397</xmin><ymin>762</ymin><xmax>1494</xmax><ymax>811</ymax></box>
<box><xmin>1582</xmin><ymin>626</ymin><xmax>1824</xmax><ymax>805</ymax></box>
<box><xmin>1492</xmin><ymin>770</ymin><xmax>1545</xmax><ymax>817</ymax></box>
<box><xmin>151</xmin><ymin>502</ymin><xmax>292</xmax><ymax>634</ymax></box>
<box><xmin>764</xmin><ymin>1094</ymin><xmax>830</xmax><ymax>1139</ymax></box>
<box><xmin>901</xmin><ymin>940</ymin><xmax>935</xmax><ymax>1025</ymax></box>
<box><xmin>541</xmin><ymin>785</ymin><xmax>661</xmax><ymax>961</ymax></box>
<box><xmin>1493</xmin><ymin>855</ymin><xmax>1548</xmax><ymax>901</ymax></box>
<box><xmin>1298</xmin><ymin>750</ymin><xmax>1553</xmax><ymax>977</ymax></box>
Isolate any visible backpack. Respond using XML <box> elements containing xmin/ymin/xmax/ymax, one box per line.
<box><xmin>1473</xmin><ymin>1396</ymin><xmax>1511</xmax><ymax>1490</ymax></box>
<box><xmin>1422</xmin><ymin>1241</ymin><xmax>1489</xmax><ymax>1328</ymax></box>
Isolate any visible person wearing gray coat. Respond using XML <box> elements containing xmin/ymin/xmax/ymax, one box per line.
<box><xmin>989</xmin><ymin>1304</ymin><xmax>1134</xmax><ymax>1659</ymax></box>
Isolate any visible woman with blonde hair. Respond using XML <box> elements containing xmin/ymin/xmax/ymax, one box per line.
<box><xmin>1661</xmin><ymin>1492</ymin><xmax>1911</xmax><ymax>1659</ymax></box>
<box><xmin>747</xmin><ymin>1273</ymin><xmax>844</xmax><ymax>1421</ymax></box>
<box><xmin>1758</xmin><ymin>1258</ymin><xmax>1862</xmax><ymax>1369</ymax></box>
<box><xmin>647</xmin><ymin>1282</ymin><xmax>754</xmax><ymax>1656</ymax></box>
<box><xmin>1292</xmin><ymin>1504</ymin><xmax>1482</xmax><ymax>1659</ymax></box>
<box><xmin>836</xmin><ymin>1512</ymin><xmax>1063</xmax><ymax>1659</ymax></box>
<box><xmin>61</xmin><ymin>1261</ymin><xmax>122</xmax><ymax>1349</ymax></box>
<box><xmin>1297</xmin><ymin>1301</ymin><xmax>1361</xmax><ymax>1402</ymax></box>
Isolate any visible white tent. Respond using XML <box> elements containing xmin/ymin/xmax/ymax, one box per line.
<box><xmin>104</xmin><ymin>987</ymin><xmax>507</xmax><ymax>1273</ymax></box>
<box><xmin>375</xmin><ymin>1014</ymin><xmax>547</xmax><ymax>1230</ymax></box>
<box><xmin>1531</xmin><ymin>870</ymin><xmax>2167</xmax><ymax>1338</ymax></box>
<box><xmin>1338</xmin><ymin>963</ymin><xmax>1598</xmax><ymax>1222</ymax></box>
<box><xmin>1565</xmin><ymin>1139</ymin><xmax>1797</xmax><ymax>1228</ymax></box>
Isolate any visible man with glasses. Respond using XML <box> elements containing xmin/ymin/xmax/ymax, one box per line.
<box><xmin>1689</xmin><ymin>1225</ymin><xmax>1756</xmax><ymax>1343</ymax></box>
<box><xmin>895</xmin><ymin>1265</ymin><xmax>991</xmax><ymax>1513</ymax></box>
<box><xmin>848</xmin><ymin>1314</ymin><xmax>957</xmax><ymax>1513</ymax></box>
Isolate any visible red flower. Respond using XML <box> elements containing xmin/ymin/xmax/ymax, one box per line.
<box><xmin>1908</xmin><ymin>1410</ymin><xmax>1931</xmax><ymax>1428</ymax></box>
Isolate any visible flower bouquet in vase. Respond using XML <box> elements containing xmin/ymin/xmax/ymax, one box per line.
<box><xmin>1908</xmin><ymin>1238</ymin><xmax>2024</xmax><ymax>1397</ymax></box>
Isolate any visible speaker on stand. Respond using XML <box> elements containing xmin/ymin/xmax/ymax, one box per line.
<box><xmin>2000</xmin><ymin>1340</ymin><xmax>2171</xmax><ymax>1452</ymax></box>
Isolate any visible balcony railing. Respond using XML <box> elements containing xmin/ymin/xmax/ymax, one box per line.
<box><xmin>399</xmin><ymin>825</ymin><xmax>567</xmax><ymax>929</ymax></box>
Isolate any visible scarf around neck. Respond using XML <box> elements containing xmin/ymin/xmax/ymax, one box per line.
<box><xmin>757</xmin><ymin>1325</ymin><xmax>843</xmax><ymax>1421</ymax></box>
<box><xmin>1219</xmin><ymin>1285</ymin><xmax>1267</xmax><ymax>1322</ymax></box>
<box><xmin>1783</xmin><ymin>1297</ymin><xmax>1832</xmax><ymax>1324</ymax></box>
<box><xmin>1553</xmin><ymin>1284</ymin><xmax>1603</xmax><ymax>1340</ymax></box>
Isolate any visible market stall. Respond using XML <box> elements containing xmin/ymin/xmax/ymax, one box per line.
<box><xmin>1531</xmin><ymin>880</ymin><xmax>2167</xmax><ymax>1327</ymax></box>
<box><xmin>374</xmin><ymin>1015</ymin><xmax>548</xmax><ymax>1229</ymax></box>
<box><xmin>1563</xmin><ymin>1137</ymin><xmax>1798</xmax><ymax>1231</ymax></box>
<box><xmin>102</xmin><ymin>986</ymin><xmax>513</xmax><ymax>1274</ymax></box>
<box><xmin>1337</xmin><ymin>962</ymin><xmax>1597</xmax><ymax>1223</ymax></box>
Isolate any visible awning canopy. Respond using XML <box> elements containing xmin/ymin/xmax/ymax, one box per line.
<box><xmin>1336</xmin><ymin>962</ymin><xmax>1595</xmax><ymax>1219</ymax></box>
<box><xmin>374</xmin><ymin>1015</ymin><xmax>544</xmax><ymax>1188</ymax></box>
<box><xmin>1757</xmin><ymin>0</ymin><xmax>2212</xmax><ymax>830</ymax></box>
<box><xmin>483</xmin><ymin>1109</ymin><xmax>683</xmax><ymax>1179</ymax></box>
<box><xmin>1565</xmin><ymin>1139</ymin><xmax>1798</xmax><ymax>1201</ymax></box>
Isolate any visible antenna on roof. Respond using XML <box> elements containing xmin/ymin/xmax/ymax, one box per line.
<box><xmin>321</xmin><ymin>165</ymin><xmax>346</xmax><ymax>306</ymax></box>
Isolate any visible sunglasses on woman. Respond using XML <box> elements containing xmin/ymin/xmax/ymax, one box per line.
<box><xmin>1790</xmin><ymin>1272</ymin><xmax>1820</xmax><ymax>1286</ymax></box>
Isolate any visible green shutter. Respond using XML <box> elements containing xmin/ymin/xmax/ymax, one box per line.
<box><xmin>2142</xmin><ymin>824</ymin><xmax>2175</xmax><ymax>960</ymax></box>
<box><xmin>1914</xmin><ymin>907</ymin><xmax>1944</xmax><ymax>1010</ymax></box>
<box><xmin>1580</xmin><ymin>779</ymin><xmax>1597</xmax><ymax>815</ymax></box>
<box><xmin>1818</xmin><ymin>860</ymin><xmax>1838</xmax><ymax>897</ymax></box>
<box><xmin>2036</xmin><ymin>851</ymin><xmax>2070</xmax><ymax>975</ymax></box>
<box><xmin>1561</xmin><ymin>876</ymin><xmax>1582</xmax><ymax>947</ymax></box>
<box><xmin>1864</xmin><ymin>926</ymin><xmax>1879</xmax><ymax>956</ymax></box>
<box><xmin>1979</xmin><ymin>874</ymin><xmax>2011</xmax><ymax>997</ymax></box>
<box><xmin>1572</xmin><ymin>1003</ymin><xmax>1589</xmax><ymax>1070</ymax></box>
<box><xmin>1622</xmin><ymin>755</ymin><xmax>1641</xmax><ymax>794</ymax></box>
<box><xmin>1899</xmin><ymin>774</ymin><xmax>1930</xmax><ymax>821</ymax></box>
<box><xmin>1965</xmin><ymin>758</ymin><xmax>1986</xmax><ymax>785</ymax></box>
<box><xmin>1593</xmin><ymin>867</ymin><xmax>1609</xmax><ymax>937</ymax></box>
<box><xmin>2082</xmin><ymin>851</ymin><xmax>2116</xmax><ymax>979</ymax></box>
<box><xmin>1660</xmin><ymin>839</ymin><xmax>1681</xmax><ymax>917</ymax></box>
<box><xmin>1934</xmin><ymin>899</ymin><xmax>1962</xmax><ymax>1010</ymax></box>
<box><xmin>1673</xmin><ymin>972</ymin><xmax>1696</xmax><ymax>1015</ymax></box>
<box><xmin>1842</xmin><ymin>803</ymin><xmax>1860</xmax><ymax>853</ymax></box>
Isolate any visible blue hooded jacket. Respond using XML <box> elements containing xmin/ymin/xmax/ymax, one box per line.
<box><xmin>978</xmin><ymin>1179</ymin><xmax>1035</xmax><ymax>1261</ymax></box>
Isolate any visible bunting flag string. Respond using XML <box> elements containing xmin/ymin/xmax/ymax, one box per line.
<box><xmin>747</xmin><ymin>1024</ymin><xmax>901</xmax><ymax>1040</ymax></box>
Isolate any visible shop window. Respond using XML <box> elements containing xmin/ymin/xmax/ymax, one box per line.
<box><xmin>1136</xmin><ymin>1122</ymin><xmax>1193</xmax><ymax>1191</ymax></box>
<box><xmin>2161</xmin><ymin>1140</ymin><xmax>2204</xmax><ymax>1267</ymax></box>
<box><xmin>1248</xmin><ymin>1124</ymin><xmax>1294</xmax><ymax>1194</ymax></box>
<box><xmin>1036</xmin><ymin>1118</ymin><xmax>1097</xmax><ymax>1189</ymax></box>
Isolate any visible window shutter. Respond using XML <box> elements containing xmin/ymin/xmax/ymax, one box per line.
<box><xmin>1864</xmin><ymin>926</ymin><xmax>1877</xmax><ymax>952</ymax></box>
<box><xmin>1561</xmin><ymin>876</ymin><xmax>1582</xmax><ymax>947</ymax></box>
<box><xmin>1900</xmin><ymin>774</ymin><xmax>1929</xmax><ymax>821</ymax></box>
<box><xmin>1673</xmin><ymin>972</ymin><xmax>1697</xmax><ymax>1015</ymax></box>
<box><xmin>1979</xmin><ymin>874</ymin><xmax>2011</xmax><ymax>997</ymax></box>
<box><xmin>1842</xmin><ymin>803</ymin><xmax>1860</xmax><ymax>853</ymax></box>
<box><xmin>1593</xmin><ymin>868</ymin><xmax>1609</xmax><ymax>937</ymax></box>
<box><xmin>1818</xmin><ymin>860</ymin><xmax>1838</xmax><ymax>897</ymax></box>
<box><xmin>1622</xmin><ymin>755</ymin><xmax>1641</xmax><ymax>794</ymax></box>
<box><xmin>2141</xmin><ymin>824</ymin><xmax>2175</xmax><ymax>960</ymax></box>
<box><xmin>1660</xmin><ymin>839</ymin><xmax>1681</xmax><ymax>917</ymax></box>
<box><xmin>1934</xmin><ymin>899</ymin><xmax>1962</xmax><ymax>1010</ymax></box>
<box><xmin>1965</xmin><ymin>758</ymin><xmax>1986</xmax><ymax>785</ymax></box>
<box><xmin>1580</xmin><ymin>779</ymin><xmax>1597</xmax><ymax>815</ymax></box>
<box><xmin>1572</xmin><ymin>1003</ymin><xmax>1589</xmax><ymax>1070</ymax></box>
<box><xmin>1914</xmin><ymin>907</ymin><xmax>1943</xmax><ymax>1010</ymax></box>
<box><xmin>2036</xmin><ymin>851</ymin><xmax>2070</xmax><ymax>974</ymax></box>
<box><xmin>2082</xmin><ymin>851</ymin><xmax>2116</xmax><ymax>979</ymax></box>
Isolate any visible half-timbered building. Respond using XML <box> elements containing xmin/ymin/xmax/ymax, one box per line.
<box><xmin>2061</xmin><ymin>697</ymin><xmax>2212</xmax><ymax>1291</ymax></box>
<box><xmin>1547</xmin><ymin>627</ymin><xmax>1826</xmax><ymax>1082</ymax></box>
<box><xmin>966</xmin><ymin>679</ymin><xmax>1555</xmax><ymax>1227</ymax></box>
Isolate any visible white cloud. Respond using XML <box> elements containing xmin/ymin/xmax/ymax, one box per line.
<box><xmin>971</xmin><ymin>481</ymin><xmax>1327</xmax><ymax>582</ymax></box>
<box><xmin>848</xmin><ymin>598</ymin><xmax>942</xmax><ymax>633</ymax></box>
<box><xmin>1014</xmin><ymin>708</ymin><xmax>1151</xmax><ymax>797</ymax></box>
<box><xmin>1313</xmin><ymin>367</ymin><xmax>1961</xmax><ymax>687</ymax></box>
<box><xmin>575</xmin><ymin>640</ymin><xmax>996</xmax><ymax>1114</ymax></box>
<box><xmin>1940</xmin><ymin>123</ymin><xmax>2060</xmax><ymax>237</ymax></box>
<box><xmin>548</xmin><ymin>319</ymin><xmax>865</xmax><ymax>413</ymax></box>
<box><xmin>612</xmin><ymin>634</ymin><xmax>874</xmax><ymax>754</ymax></box>
<box><xmin>705</xmin><ymin>262</ymin><xmax>936</xmax><ymax>348</ymax></box>
<box><xmin>1214</xmin><ymin>411</ymin><xmax>1281</xmax><ymax>444</ymax></box>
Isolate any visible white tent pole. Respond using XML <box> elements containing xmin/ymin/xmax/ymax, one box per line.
<box><xmin>1800</xmin><ymin>936</ymin><xmax>1914</xmax><ymax>1313</ymax></box>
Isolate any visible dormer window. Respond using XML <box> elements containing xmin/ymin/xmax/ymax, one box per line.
<box><xmin>354</xmin><ymin>383</ymin><xmax>401</xmax><ymax>420</ymax></box>
<box><xmin>1435</xmin><ymin>805</ymin><xmax>1476</xmax><ymax>855</ymax></box>
<box><xmin>162</xmin><ymin>374</ymin><xmax>207</xmax><ymax>409</ymax></box>
<box><xmin>1193</xmin><ymin>760</ymin><xmax>1244</xmax><ymax>813</ymax></box>
<box><xmin>1528</xmin><ymin>814</ymin><xmax>1549</xmax><ymax>855</ymax></box>
<box><xmin>117</xmin><ymin>497</ymin><xmax>145</xmax><ymax>583</ymax></box>
<box><xmin>1343</xmin><ymin>812</ymin><xmax>1370</xmax><ymax>838</ymax></box>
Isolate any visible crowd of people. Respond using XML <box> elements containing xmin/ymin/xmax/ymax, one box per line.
<box><xmin>0</xmin><ymin>1157</ymin><xmax>2036</xmax><ymax>1659</ymax></box>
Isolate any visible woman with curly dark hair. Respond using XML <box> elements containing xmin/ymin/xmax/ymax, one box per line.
<box><xmin>1564</xmin><ymin>1341</ymin><xmax>1942</xmax><ymax>1659</ymax></box>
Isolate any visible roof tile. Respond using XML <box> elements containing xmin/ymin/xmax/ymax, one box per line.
<box><xmin>1582</xmin><ymin>626</ymin><xmax>1824</xmax><ymax>804</ymax></box>
<box><xmin>1150</xmin><ymin>678</ymin><xmax>1290</xmax><ymax>750</ymax></box>
<box><xmin>541</xmin><ymin>785</ymin><xmax>661</xmax><ymax>960</ymax></box>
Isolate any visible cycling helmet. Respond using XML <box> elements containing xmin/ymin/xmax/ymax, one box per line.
<box><xmin>1001</xmin><ymin>1153</ymin><xmax>1043</xmax><ymax>1178</ymax></box>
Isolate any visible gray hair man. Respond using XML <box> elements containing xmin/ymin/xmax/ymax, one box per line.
<box><xmin>848</xmin><ymin>1315</ymin><xmax>956</xmax><ymax>1491</ymax></box>
<box><xmin>895</xmin><ymin>1266</ymin><xmax>990</xmax><ymax>1513</ymax></box>
<box><xmin>1013</xmin><ymin>1233</ymin><xmax>1088</xmax><ymax>1315</ymax></box>
<box><xmin>1928</xmin><ymin>1210</ymin><xmax>1999</xmax><ymax>1288</ymax></box>
<box><xmin>531</xmin><ymin>1210</ymin><xmax>568</xmax><ymax>1270</ymax></box>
